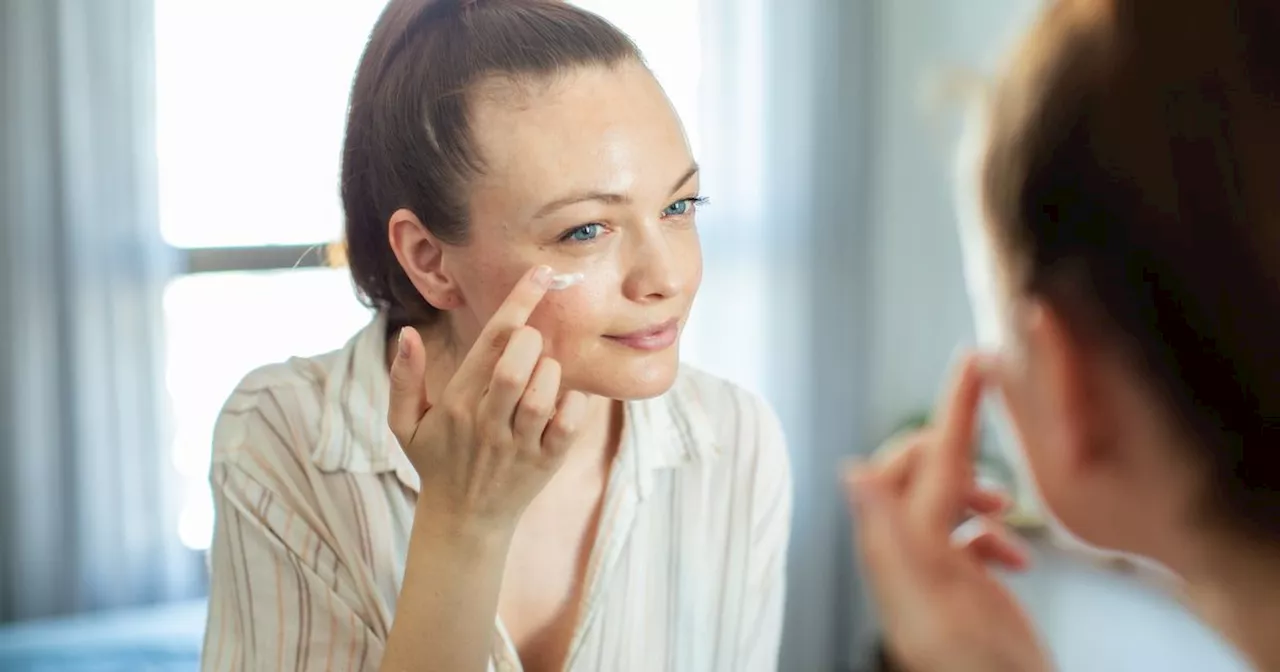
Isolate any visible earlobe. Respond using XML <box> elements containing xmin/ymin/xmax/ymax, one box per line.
<box><xmin>433</xmin><ymin>291</ymin><xmax>461</xmax><ymax>309</ymax></box>
<box><xmin>387</xmin><ymin>208</ymin><xmax>458</xmax><ymax>311</ymax></box>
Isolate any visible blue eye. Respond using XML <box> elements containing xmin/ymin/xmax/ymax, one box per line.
<box><xmin>562</xmin><ymin>223</ymin><xmax>603</xmax><ymax>243</ymax></box>
<box><xmin>662</xmin><ymin>197</ymin><xmax>706</xmax><ymax>218</ymax></box>
<box><xmin>663</xmin><ymin>199</ymin><xmax>690</xmax><ymax>217</ymax></box>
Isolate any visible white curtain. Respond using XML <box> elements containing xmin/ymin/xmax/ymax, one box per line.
<box><xmin>0</xmin><ymin>0</ymin><xmax>201</xmax><ymax>621</ymax></box>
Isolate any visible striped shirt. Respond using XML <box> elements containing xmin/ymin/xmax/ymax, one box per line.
<box><xmin>200</xmin><ymin>314</ymin><xmax>792</xmax><ymax>671</ymax></box>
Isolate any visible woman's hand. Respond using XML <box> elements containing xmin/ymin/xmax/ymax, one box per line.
<box><xmin>844</xmin><ymin>354</ymin><xmax>1053</xmax><ymax>672</ymax></box>
<box><xmin>387</xmin><ymin>265</ymin><xmax>589</xmax><ymax>539</ymax></box>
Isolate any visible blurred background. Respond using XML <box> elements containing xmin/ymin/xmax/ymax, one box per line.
<box><xmin>0</xmin><ymin>0</ymin><xmax>1252</xmax><ymax>670</ymax></box>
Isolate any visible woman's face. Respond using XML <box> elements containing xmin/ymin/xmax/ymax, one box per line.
<box><xmin>442</xmin><ymin>61</ymin><xmax>702</xmax><ymax>400</ymax></box>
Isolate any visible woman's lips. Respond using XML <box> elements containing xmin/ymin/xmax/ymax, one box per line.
<box><xmin>604</xmin><ymin>318</ymin><xmax>680</xmax><ymax>352</ymax></box>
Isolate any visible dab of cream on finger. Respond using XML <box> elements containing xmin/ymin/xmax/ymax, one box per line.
<box><xmin>548</xmin><ymin>271</ymin><xmax>585</xmax><ymax>291</ymax></box>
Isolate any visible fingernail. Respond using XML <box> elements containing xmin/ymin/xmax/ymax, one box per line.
<box><xmin>397</xmin><ymin>327</ymin><xmax>411</xmax><ymax>359</ymax></box>
<box><xmin>532</xmin><ymin>265</ymin><xmax>553</xmax><ymax>287</ymax></box>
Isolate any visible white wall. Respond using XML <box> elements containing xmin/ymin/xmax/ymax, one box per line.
<box><xmin>865</xmin><ymin>0</ymin><xmax>1041</xmax><ymax>443</ymax></box>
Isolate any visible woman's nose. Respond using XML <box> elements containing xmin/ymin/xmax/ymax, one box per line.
<box><xmin>620</xmin><ymin>226</ymin><xmax>689</xmax><ymax>302</ymax></box>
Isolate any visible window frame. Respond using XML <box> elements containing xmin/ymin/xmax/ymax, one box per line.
<box><xmin>172</xmin><ymin>243</ymin><xmax>335</xmax><ymax>274</ymax></box>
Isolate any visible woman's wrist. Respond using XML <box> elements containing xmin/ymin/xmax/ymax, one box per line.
<box><xmin>385</xmin><ymin>500</ymin><xmax>514</xmax><ymax>672</ymax></box>
<box><xmin>410</xmin><ymin>499</ymin><xmax>515</xmax><ymax>559</ymax></box>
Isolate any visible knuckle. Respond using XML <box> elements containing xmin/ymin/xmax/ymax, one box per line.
<box><xmin>518</xmin><ymin>398</ymin><xmax>553</xmax><ymax>422</ymax></box>
<box><xmin>537</xmin><ymin>356</ymin><xmax>561</xmax><ymax>379</ymax></box>
<box><xmin>491</xmin><ymin>368</ymin><xmax>524</xmax><ymax>391</ymax></box>
<box><xmin>505</xmin><ymin>326</ymin><xmax>542</xmax><ymax>355</ymax></box>
<box><xmin>442</xmin><ymin>401</ymin><xmax>470</xmax><ymax>424</ymax></box>
<box><xmin>487</xmin><ymin>327</ymin><xmax>514</xmax><ymax>353</ymax></box>
<box><xmin>519</xmin><ymin>325</ymin><xmax>544</xmax><ymax>348</ymax></box>
<box><xmin>549</xmin><ymin>415</ymin><xmax>578</xmax><ymax>440</ymax></box>
<box><xmin>474</xmin><ymin>424</ymin><xmax>500</xmax><ymax>449</ymax></box>
<box><xmin>388</xmin><ymin>372</ymin><xmax>417</xmax><ymax>396</ymax></box>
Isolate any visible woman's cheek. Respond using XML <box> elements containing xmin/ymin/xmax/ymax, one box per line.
<box><xmin>688</xmin><ymin>243</ymin><xmax>704</xmax><ymax>295</ymax></box>
<box><xmin>675</xmin><ymin>226</ymin><xmax>704</xmax><ymax>295</ymax></box>
<box><xmin>459</xmin><ymin>255</ymin><xmax>525</xmax><ymax>321</ymax></box>
<box><xmin>530</xmin><ymin>278</ymin><xmax>610</xmax><ymax>346</ymax></box>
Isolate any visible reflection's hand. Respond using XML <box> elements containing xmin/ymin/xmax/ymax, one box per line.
<box><xmin>845</xmin><ymin>354</ymin><xmax>1052</xmax><ymax>672</ymax></box>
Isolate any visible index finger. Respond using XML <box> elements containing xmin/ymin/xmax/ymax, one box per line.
<box><xmin>911</xmin><ymin>352</ymin><xmax>989</xmax><ymax>531</ymax></box>
<box><xmin>454</xmin><ymin>265</ymin><xmax>554</xmax><ymax>382</ymax></box>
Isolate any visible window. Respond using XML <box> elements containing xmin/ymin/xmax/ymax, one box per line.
<box><xmin>156</xmin><ymin>0</ymin><xmax>704</xmax><ymax>551</ymax></box>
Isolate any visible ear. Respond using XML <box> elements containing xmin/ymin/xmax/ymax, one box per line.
<box><xmin>1018</xmin><ymin>297</ymin><xmax>1117</xmax><ymax>473</ymax></box>
<box><xmin>387</xmin><ymin>208</ymin><xmax>459</xmax><ymax>310</ymax></box>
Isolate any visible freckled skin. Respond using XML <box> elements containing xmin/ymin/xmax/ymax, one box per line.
<box><xmin>443</xmin><ymin>61</ymin><xmax>703</xmax><ymax>400</ymax></box>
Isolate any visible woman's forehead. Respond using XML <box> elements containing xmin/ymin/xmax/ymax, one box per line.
<box><xmin>466</xmin><ymin>63</ymin><xmax>692</xmax><ymax>202</ymax></box>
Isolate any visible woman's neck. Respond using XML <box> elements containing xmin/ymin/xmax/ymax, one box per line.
<box><xmin>1177</xmin><ymin>536</ymin><xmax>1280</xmax><ymax>671</ymax></box>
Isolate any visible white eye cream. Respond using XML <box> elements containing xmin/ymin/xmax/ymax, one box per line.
<box><xmin>548</xmin><ymin>272</ymin><xmax>584</xmax><ymax>291</ymax></box>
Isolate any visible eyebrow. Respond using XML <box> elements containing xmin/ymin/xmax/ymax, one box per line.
<box><xmin>532</xmin><ymin>163</ymin><xmax>700</xmax><ymax>219</ymax></box>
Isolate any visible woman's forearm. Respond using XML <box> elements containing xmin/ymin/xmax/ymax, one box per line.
<box><xmin>380</xmin><ymin>506</ymin><xmax>512</xmax><ymax>672</ymax></box>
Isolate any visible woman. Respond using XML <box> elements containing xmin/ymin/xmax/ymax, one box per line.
<box><xmin>847</xmin><ymin>0</ymin><xmax>1280</xmax><ymax>670</ymax></box>
<box><xmin>200</xmin><ymin>1</ymin><xmax>791</xmax><ymax>670</ymax></box>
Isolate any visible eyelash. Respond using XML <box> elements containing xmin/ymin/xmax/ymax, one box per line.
<box><xmin>557</xmin><ymin>196</ymin><xmax>709</xmax><ymax>244</ymax></box>
<box><xmin>666</xmin><ymin>196</ymin><xmax>709</xmax><ymax>218</ymax></box>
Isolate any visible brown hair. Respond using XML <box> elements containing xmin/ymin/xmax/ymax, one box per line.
<box><xmin>340</xmin><ymin>0</ymin><xmax>641</xmax><ymax>329</ymax></box>
<box><xmin>982</xmin><ymin>0</ymin><xmax>1280</xmax><ymax>542</ymax></box>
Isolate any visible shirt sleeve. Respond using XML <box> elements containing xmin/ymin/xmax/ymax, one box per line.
<box><xmin>738</xmin><ymin>395</ymin><xmax>794</xmax><ymax>672</ymax></box>
<box><xmin>200</xmin><ymin>403</ymin><xmax>385</xmax><ymax>672</ymax></box>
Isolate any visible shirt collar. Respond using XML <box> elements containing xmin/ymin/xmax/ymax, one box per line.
<box><xmin>311</xmin><ymin>313</ymin><xmax>721</xmax><ymax>495</ymax></box>
<box><xmin>624</xmin><ymin>373</ymin><xmax>721</xmax><ymax>497</ymax></box>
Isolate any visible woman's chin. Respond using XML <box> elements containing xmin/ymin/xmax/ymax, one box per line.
<box><xmin>566</xmin><ymin>353</ymin><xmax>681</xmax><ymax>401</ymax></box>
